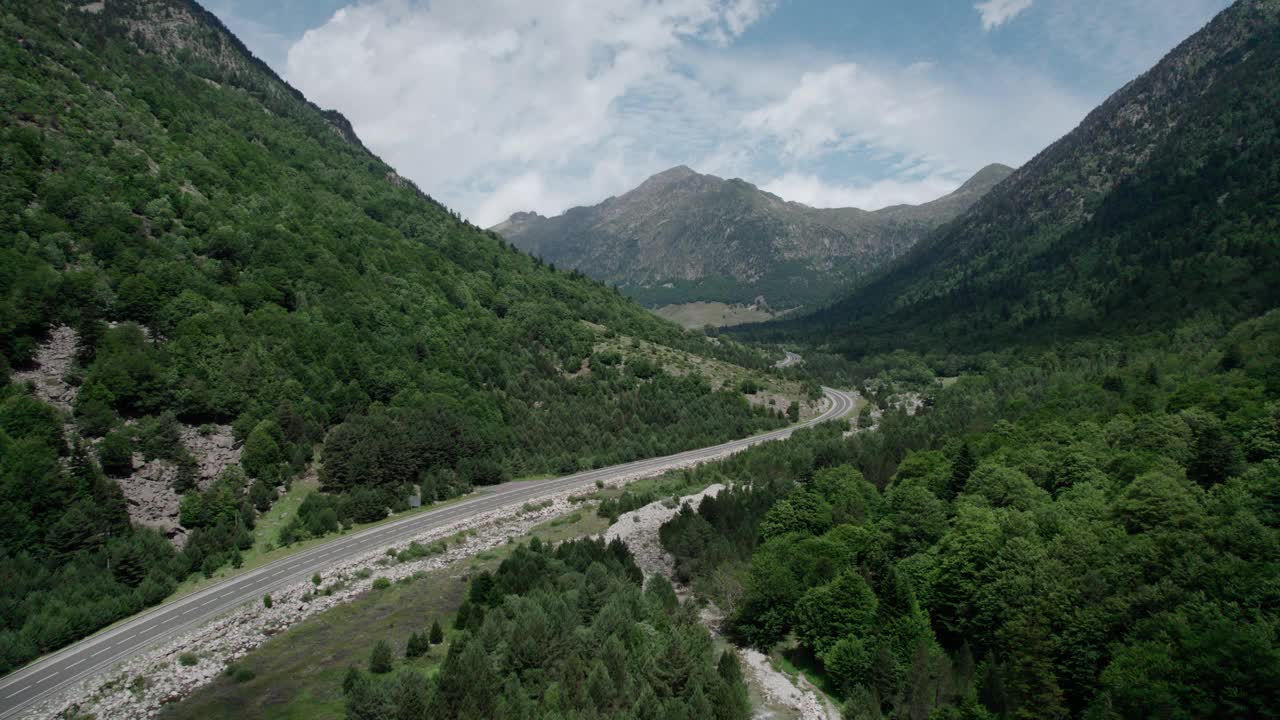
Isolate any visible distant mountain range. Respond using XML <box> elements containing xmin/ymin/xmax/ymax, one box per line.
<box><xmin>492</xmin><ymin>164</ymin><xmax>1012</xmax><ymax>314</ymax></box>
<box><xmin>762</xmin><ymin>0</ymin><xmax>1280</xmax><ymax>356</ymax></box>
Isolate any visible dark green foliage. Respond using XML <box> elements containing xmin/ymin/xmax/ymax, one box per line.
<box><xmin>405</xmin><ymin>631</ymin><xmax>428</xmax><ymax>659</ymax></box>
<box><xmin>0</xmin><ymin>383</ymin><xmax>181</xmax><ymax>675</ymax></box>
<box><xmin>368</xmin><ymin>639</ymin><xmax>393</xmax><ymax>674</ymax></box>
<box><xmin>97</xmin><ymin>430</ymin><xmax>134</xmax><ymax>476</ymax></box>
<box><xmin>342</xmin><ymin>538</ymin><xmax>751</xmax><ymax>719</ymax></box>
<box><xmin>659</xmin><ymin>311</ymin><xmax>1280</xmax><ymax>719</ymax></box>
<box><xmin>0</xmin><ymin>9</ymin><xmax>786</xmax><ymax>670</ymax></box>
<box><xmin>428</xmin><ymin>619</ymin><xmax>443</xmax><ymax>645</ymax></box>
<box><xmin>0</xmin><ymin>0</ymin><xmax>781</xmax><ymax>501</ymax></box>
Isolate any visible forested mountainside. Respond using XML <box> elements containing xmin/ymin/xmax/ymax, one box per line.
<box><xmin>662</xmin><ymin>311</ymin><xmax>1280</xmax><ymax>719</ymax></box>
<box><xmin>653</xmin><ymin>2</ymin><xmax>1280</xmax><ymax>718</ymax></box>
<box><xmin>493</xmin><ymin>164</ymin><xmax>1012</xmax><ymax>311</ymax></box>
<box><xmin>758</xmin><ymin>0</ymin><xmax>1280</xmax><ymax>356</ymax></box>
<box><xmin>0</xmin><ymin>0</ymin><xmax>788</xmax><ymax>673</ymax></box>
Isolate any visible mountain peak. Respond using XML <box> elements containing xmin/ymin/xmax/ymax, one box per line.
<box><xmin>947</xmin><ymin>163</ymin><xmax>1016</xmax><ymax>198</ymax></box>
<box><xmin>494</xmin><ymin>160</ymin><xmax>1008</xmax><ymax>311</ymax></box>
<box><xmin>635</xmin><ymin>165</ymin><xmax>703</xmax><ymax>192</ymax></box>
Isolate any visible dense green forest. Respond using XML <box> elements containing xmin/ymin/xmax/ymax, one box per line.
<box><xmin>659</xmin><ymin>310</ymin><xmax>1280</xmax><ymax>718</ymax></box>
<box><xmin>0</xmin><ymin>379</ymin><xmax>185</xmax><ymax>674</ymax></box>
<box><xmin>670</xmin><ymin>4</ymin><xmax>1280</xmax><ymax>717</ymax></box>
<box><xmin>0</xmin><ymin>0</ymin><xmax>786</xmax><ymax>675</ymax></box>
<box><xmin>343</xmin><ymin>538</ymin><xmax>752</xmax><ymax>720</ymax></box>
<box><xmin>745</xmin><ymin>0</ymin><xmax>1280</xmax><ymax>357</ymax></box>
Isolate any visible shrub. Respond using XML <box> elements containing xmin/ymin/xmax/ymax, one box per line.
<box><xmin>178</xmin><ymin>652</ymin><xmax>198</xmax><ymax>667</ymax></box>
<box><xmin>372</xmin><ymin>577</ymin><xmax>391</xmax><ymax>590</ymax></box>
<box><xmin>224</xmin><ymin>663</ymin><xmax>255</xmax><ymax>683</ymax></box>
<box><xmin>262</xmin><ymin>594</ymin><xmax>272</xmax><ymax>608</ymax></box>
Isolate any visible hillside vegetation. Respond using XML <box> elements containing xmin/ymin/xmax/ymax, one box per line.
<box><xmin>494</xmin><ymin>164</ymin><xmax>1011</xmax><ymax>312</ymax></box>
<box><xmin>0</xmin><ymin>0</ymin><xmax>785</xmax><ymax>673</ymax></box>
<box><xmin>668</xmin><ymin>2</ymin><xmax>1280</xmax><ymax>718</ymax></box>
<box><xmin>755</xmin><ymin>0</ymin><xmax>1280</xmax><ymax>357</ymax></box>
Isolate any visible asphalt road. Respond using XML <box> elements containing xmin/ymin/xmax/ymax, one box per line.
<box><xmin>0</xmin><ymin>386</ymin><xmax>854</xmax><ymax>719</ymax></box>
<box><xmin>776</xmin><ymin>350</ymin><xmax>803</xmax><ymax>368</ymax></box>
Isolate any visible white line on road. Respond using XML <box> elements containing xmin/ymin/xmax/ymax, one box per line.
<box><xmin>3</xmin><ymin>686</ymin><xmax>30</xmax><ymax>700</ymax></box>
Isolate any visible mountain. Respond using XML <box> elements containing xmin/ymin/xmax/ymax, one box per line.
<box><xmin>771</xmin><ymin>0</ymin><xmax>1280</xmax><ymax>356</ymax></box>
<box><xmin>492</xmin><ymin>163</ymin><xmax>1012</xmax><ymax>313</ymax></box>
<box><xmin>0</xmin><ymin>0</ymin><xmax>798</xmax><ymax>672</ymax></box>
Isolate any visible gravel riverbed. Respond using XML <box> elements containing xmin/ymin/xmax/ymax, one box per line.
<box><xmin>605</xmin><ymin>486</ymin><xmax>839</xmax><ymax>720</ymax></box>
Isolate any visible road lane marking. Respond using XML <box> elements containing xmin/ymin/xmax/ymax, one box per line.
<box><xmin>67</xmin><ymin>659</ymin><xmax>85</xmax><ymax>669</ymax></box>
<box><xmin>90</xmin><ymin>647</ymin><xmax>110</xmax><ymax>658</ymax></box>
<box><xmin>4</xmin><ymin>685</ymin><xmax>31</xmax><ymax>699</ymax></box>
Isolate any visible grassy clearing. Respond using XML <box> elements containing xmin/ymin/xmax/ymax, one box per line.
<box><xmin>159</xmin><ymin>509</ymin><xmax>610</xmax><ymax>720</ymax></box>
<box><xmin>652</xmin><ymin>301</ymin><xmax>792</xmax><ymax>329</ymax></box>
<box><xmin>589</xmin><ymin>327</ymin><xmax>819</xmax><ymax>420</ymax></box>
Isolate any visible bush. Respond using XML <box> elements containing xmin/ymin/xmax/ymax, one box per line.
<box><xmin>262</xmin><ymin>594</ymin><xmax>272</xmax><ymax>608</ymax></box>
<box><xmin>178</xmin><ymin>652</ymin><xmax>198</xmax><ymax>667</ymax></box>
<box><xmin>98</xmin><ymin>430</ymin><xmax>133</xmax><ymax>476</ymax></box>
<box><xmin>429</xmin><ymin>619</ymin><xmax>444</xmax><ymax>645</ymax></box>
<box><xmin>372</xmin><ymin>577</ymin><xmax>391</xmax><ymax>590</ymax></box>
<box><xmin>224</xmin><ymin>663</ymin><xmax>255</xmax><ymax>683</ymax></box>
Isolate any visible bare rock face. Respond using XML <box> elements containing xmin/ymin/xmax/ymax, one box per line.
<box><xmin>117</xmin><ymin>456</ymin><xmax>185</xmax><ymax>544</ymax></box>
<box><xmin>11</xmin><ymin>325</ymin><xmax>78</xmax><ymax>412</ymax></box>
<box><xmin>116</xmin><ymin>426</ymin><xmax>240</xmax><ymax>545</ymax></box>
<box><xmin>180</xmin><ymin>424</ymin><xmax>240</xmax><ymax>489</ymax></box>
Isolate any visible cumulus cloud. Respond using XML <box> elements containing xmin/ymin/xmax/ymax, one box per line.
<box><xmin>279</xmin><ymin>0</ymin><xmax>1131</xmax><ymax>225</ymax></box>
<box><xmin>736</xmin><ymin>61</ymin><xmax>1086</xmax><ymax>189</ymax></box>
<box><xmin>286</xmin><ymin>0</ymin><xmax>773</xmax><ymax>225</ymax></box>
<box><xmin>975</xmin><ymin>0</ymin><xmax>1034</xmax><ymax>30</ymax></box>
<box><xmin>760</xmin><ymin>172</ymin><xmax>961</xmax><ymax>211</ymax></box>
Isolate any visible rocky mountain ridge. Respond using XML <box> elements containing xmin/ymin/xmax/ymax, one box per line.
<box><xmin>493</xmin><ymin>164</ymin><xmax>1012</xmax><ymax>311</ymax></box>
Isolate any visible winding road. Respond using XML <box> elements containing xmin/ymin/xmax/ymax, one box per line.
<box><xmin>0</xmin><ymin>386</ymin><xmax>855</xmax><ymax>719</ymax></box>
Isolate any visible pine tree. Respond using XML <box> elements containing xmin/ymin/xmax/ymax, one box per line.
<box><xmin>369</xmin><ymin>639</ymin><xmax>393</xmax><ymax>674</ymax></box>
<box><xmin>429</xmin><ymin>619</ymin><xmax>444</xmax><ymax>645</ymax></box>
<box><xmin>405</xmin><ymin>632</ymin><xmax>428</xmax><ymax>658</ymax></box>
<box><xmin>946</xmin><ymin>443</ymin><xmax>976</xmax><ymax>500</ymax></box>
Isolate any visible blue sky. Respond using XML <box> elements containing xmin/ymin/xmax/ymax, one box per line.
<box><xmin>207</xmin><ymin>0</ymin><xmax>1232</xmax><ymax>226</ymax></box>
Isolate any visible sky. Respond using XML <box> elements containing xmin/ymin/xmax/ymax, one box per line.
<box><xmin>206</xmin><ymin>0</ymin><xmax>1233</xmax><ymax>227</ymax></box>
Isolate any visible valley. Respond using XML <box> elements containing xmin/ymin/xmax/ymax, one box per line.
<box><xmin>3</xmin><ymin>1</ymin><xmax>1279</xmax><ymax>719</ymax></box>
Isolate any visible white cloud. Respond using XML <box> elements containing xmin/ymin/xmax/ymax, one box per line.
<box><xmin>736</xmin><ymin>61</ymin><xmax>1087</xmax><ymax>186</ymax></box>
<box><xmin>975</xmin><ymin>0</ymin><xmax>1033</xmax><ymax>30</ymax></box>
<box><xmin>282</xmin><ymin>0</ymin><xmax>1097</xmax><ymax>225</ymax></box>
<box><xmin>761</xmin><ymin>172</ymin><xmax>961</xmax><ymax>210</ymax></box>
<box><xmin>285</xmin><ymin>0</ymin><xmax>774</xmax><ymax>226</ymax></box>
